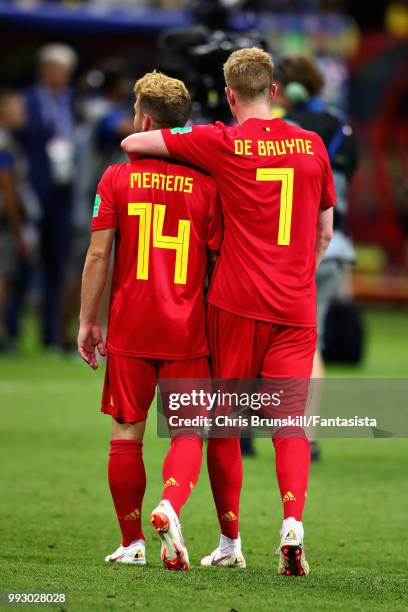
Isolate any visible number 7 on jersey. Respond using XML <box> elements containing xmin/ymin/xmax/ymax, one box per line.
<box><xmin>256</xmin><ymin>168</ymin><xmax>294</xmax><ymax>246</ymax></box>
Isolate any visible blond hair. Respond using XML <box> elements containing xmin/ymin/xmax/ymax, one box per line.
<box><xmin>134</xmin><ymin>71</ymin><xmax>191</xmax><ymax>128</ymax></box>
<box><xmin>223</xmin><ymin>47</ymin><xmax>274</xmax><ymax>101</ymax></box>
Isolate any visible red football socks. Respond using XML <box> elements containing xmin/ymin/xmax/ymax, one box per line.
<box><xmin>108</xmin><ymin>439</ymin><xmax>146</xmax><ymax>547</ymax></box>
<box><xmin>273</xmin><ymin>437</ymin><xmax>311</xmax><ymax>520</ymax></box>
<box><xmin>161</xmin><ymin>437</ymin><xmax>203</xmax><ymax>516</ymax></box>
<box><xmin>207</xmin><ymin>438</ymin><xmax>242</xmax><ymax>539</ymax></box>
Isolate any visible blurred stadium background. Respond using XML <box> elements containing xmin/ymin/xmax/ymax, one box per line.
<box><xmin>0</xmin><ymin>1</ymin><xmax>407</xmax><ymax>610</ymax></box>
<box><xmin>0</xmin><ymin>0</ymin><xmax>407</xmax><ymax>352</ymax></box>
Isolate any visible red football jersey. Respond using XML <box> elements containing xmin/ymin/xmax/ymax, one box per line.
<box><xmin>92</xmin><ymin>158</ymin><xmax>222</xmax><ymax>359</ymax></box>
<box><xmin>162</xmin><ymin>119</ymin><xmax>336</xmax><ymax>327</ymax></box>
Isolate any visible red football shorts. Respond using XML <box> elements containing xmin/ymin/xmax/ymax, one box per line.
<box><xmin>102</xmin><ymin>352</ymin><xmax>210</xmax><ymax>423</ymax></box>
<box><xmin>206</xmin><ymin>305</ymin><xmax>317</xmax><ymax>437</ymax></box>
<box><xmin>207</xmin><ymin>304</ymin><xmax>317</xmax><ymax>379</ymax></box>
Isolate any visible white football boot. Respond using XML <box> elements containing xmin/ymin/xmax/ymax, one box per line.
<box><xmin>277</xmin><ymin>517</ymin><xmax>309</xmax><ymax>576</ymax></box>
<box><xmin>105</xmin><ymin>540</ymin><xmax>146</xmax><ymax>565</ymax></box>
<box><xmin>201</xmin><ymin>534</ymin><xmax>246</xmax><ymax>568</ymax></box>
<box><xmin>150</xmin><ymin>500</ymin><xmax>189</xmax><ymax>571</ymax></box>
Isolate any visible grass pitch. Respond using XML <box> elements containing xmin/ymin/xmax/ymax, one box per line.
<box><xmin>0</xmin><ymin>307</ymin><xmax>407</xmax><ymax>611</ymax></box>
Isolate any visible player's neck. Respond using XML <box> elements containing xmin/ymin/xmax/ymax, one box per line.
<box><xmin>235</xmin><ymin>104</ymin><xmax>272</xmax><ymax>125</ymax></box>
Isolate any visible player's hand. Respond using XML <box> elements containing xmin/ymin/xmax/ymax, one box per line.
<box><xmin>77</xmin><ymin>324</ymin><xmax>107</xmax><ymax>370</ymax></box>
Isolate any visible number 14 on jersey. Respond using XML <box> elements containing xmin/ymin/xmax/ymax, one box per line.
<box><xmin>128</xmin><ymin>203</ymin><xmax>191</xmax><ymax>285</ymax></box>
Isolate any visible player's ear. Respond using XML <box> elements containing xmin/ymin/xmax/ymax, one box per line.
<box><xmin>142</xmin><ymin>114</ymin><xmax>151</xmax><ymax>132</ymax></box>
<box><xmin>225</xmin><ymin>87</ymin><xmax>235</xmax><ymax>107</ymax></box>
<box><xmin>271</xmin><ymin>83</ymin><xmax>278</xmax><ymax>100</ymax></box>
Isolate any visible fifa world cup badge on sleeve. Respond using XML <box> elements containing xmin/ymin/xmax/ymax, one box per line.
<box><xmin>93</xmin><ymin>194</ymin><xmax>101</xmax><ymax>218</ymax></box>
<box><xmin>170</xmin><ymin>127</ymin><xmax>192</xmax><ymax>135</ymax></box>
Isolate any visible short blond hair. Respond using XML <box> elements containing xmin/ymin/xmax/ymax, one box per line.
<box><xmin>134</xmin><ymin>71</ymin><xmax>191</xmax><ymax>128</ymax></box>
<box><xmin>223</xmin><ymin>47</ymin><xmax>274</xmax><ymax>100</ymax></box>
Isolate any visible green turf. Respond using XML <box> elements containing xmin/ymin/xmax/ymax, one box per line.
<box><xmin>0</xmin><ymin>307</ymin><xmax>407</xmax><ymax>611</ymax></box>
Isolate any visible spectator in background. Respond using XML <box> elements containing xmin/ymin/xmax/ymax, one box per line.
<box><xmin>95</xmin><ymin>62</ymin><xmax>135</xmax><ymax>171</ymax></box>
<box><xmin>11</xmin><ymin>44</ymin><xmax>77</xmax><ymax>350</ymax></box>
<box><xmin>0</xmin><ymin>91</ymin><xmax>39</xmax><ymax>350</ymax></box>
<box><xmin>273</xmin><ymin>53</ymin><xmax>358</xmax><ymax>460</ymax></box>
<box><xmin>58</xmin><ymin>62</ymin><xmax>134</xmax><ymax>350</ymax></box>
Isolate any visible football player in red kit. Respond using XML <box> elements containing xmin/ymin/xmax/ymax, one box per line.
<box><xmin>78</xmin><ymin>72</ymin><xmax>222</xmax><ymax>571</ymax></box>
<box><xmin>121</xmin><ymin>48</ymin><xmax>335</xmax><ymax>575</ymax></box>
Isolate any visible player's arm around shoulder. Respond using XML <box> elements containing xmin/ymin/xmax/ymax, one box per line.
<box><xmin>121</xmin><ymin>130</ymin><xmax>169</xmax><ymax>159</ymax></box>
<box><xmin>163</xmin><ymin>123</ymin><xmax>226</xmax><ymax>173</ymax></box>
<box><xmin>122</xmin><ymin>123</ymin><xmax>224</xmax><ymax>173</ymax></box>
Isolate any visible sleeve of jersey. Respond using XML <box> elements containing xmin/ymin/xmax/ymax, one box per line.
<box><xmin>207</xmin><ymin>190</ymin><xmax>223</xmax><ymax>252</ymax></box>
<box><xmin>320</xmin><ymin>148</ymin><xmax>337</xmax><ymax>210</ymax></box>
<box><xmin>162</xmin><ymin>124</ymin><xmax>221</xmax><ymax>173</ymax></box>
<box><xmin>91</xmin><ymin>166</ymin><xmax>117</xmax><ymax>231</ymax></box>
